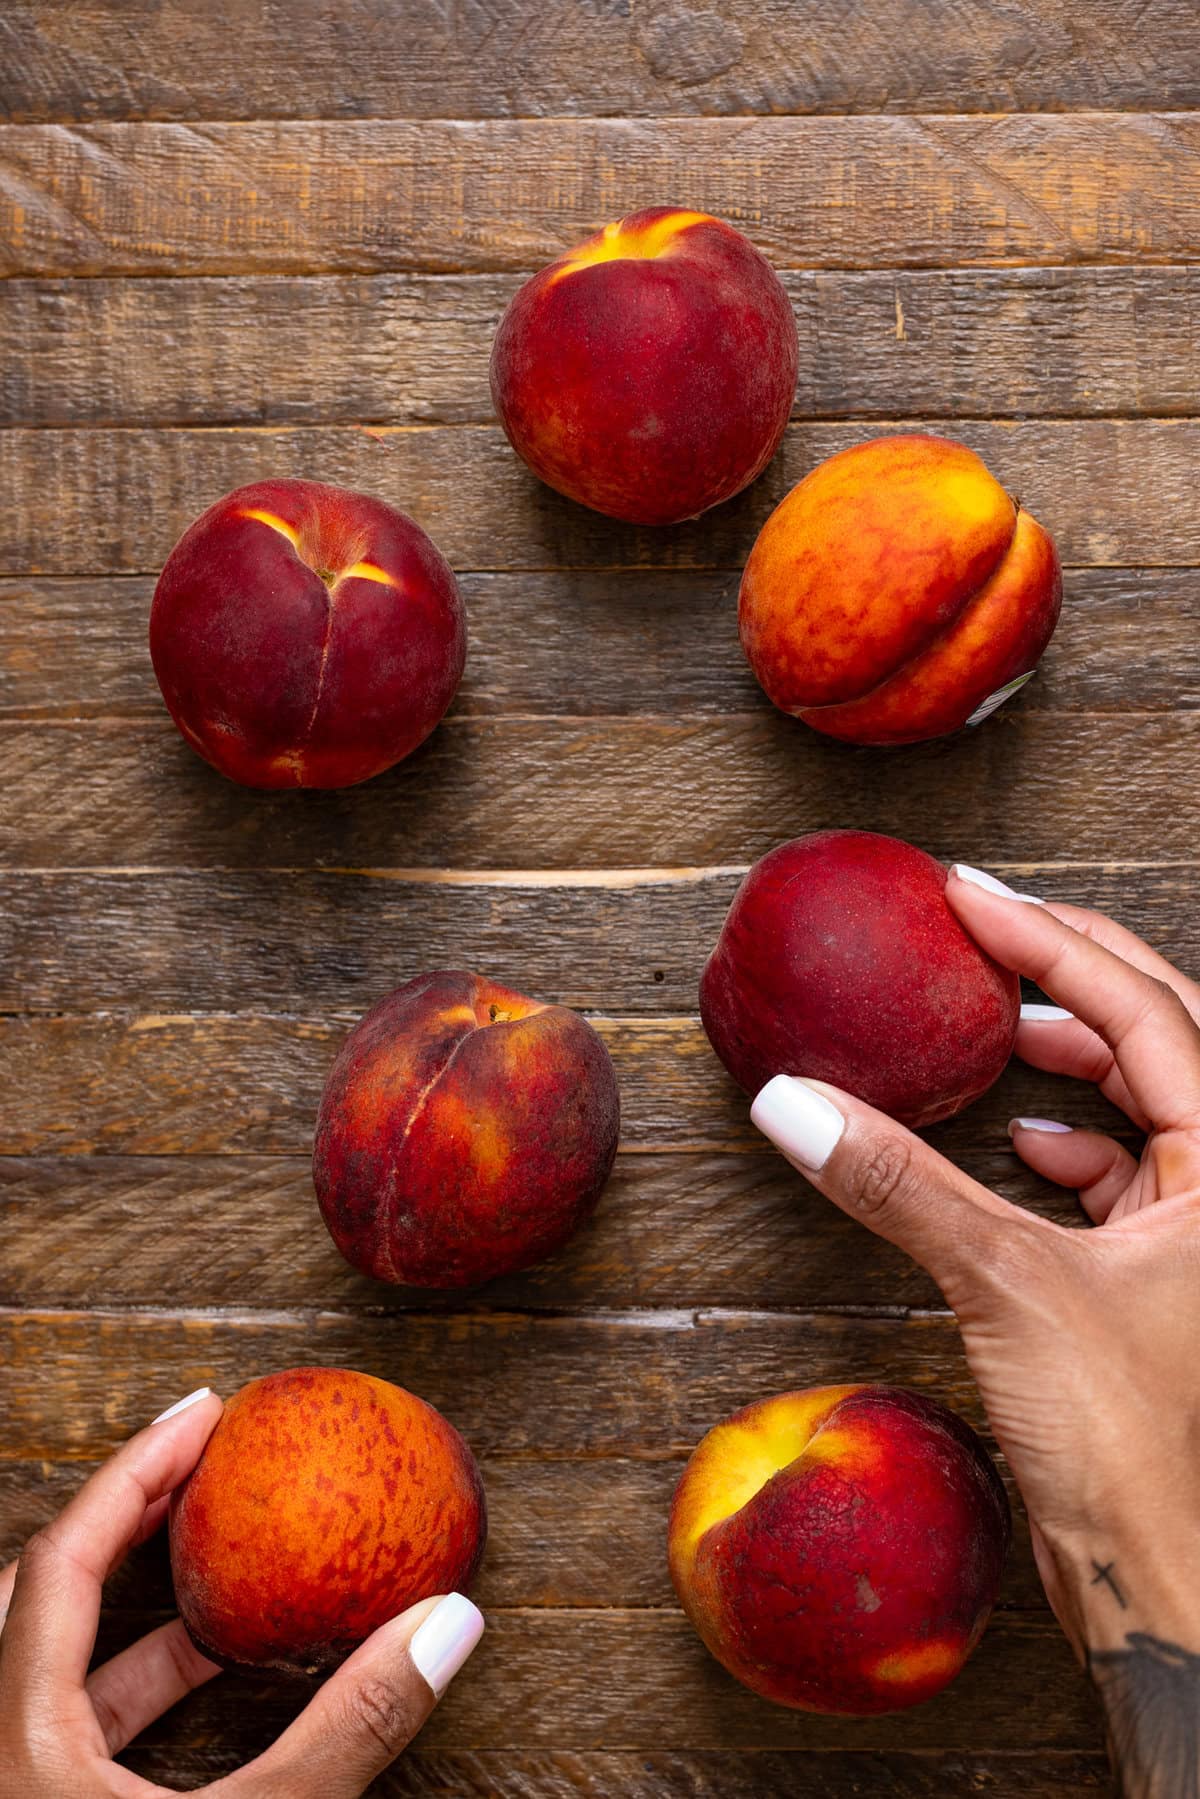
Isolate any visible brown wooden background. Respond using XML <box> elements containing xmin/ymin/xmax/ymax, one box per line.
<box><xmin>3</xmin><ymin>2</ymin><xmax>1199</xmax><ymax>1792</ymax></box>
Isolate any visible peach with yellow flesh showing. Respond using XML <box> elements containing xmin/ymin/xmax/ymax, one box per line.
<box><xmin>739</xmin><ymin>433</ymin><xmax>1062</xmax><ymax>744</ymax></box>
<box><xmin>150</xmin><ymin>478</ymin><xmax>466</xmax><ymax>788</ymax></box>
<box><xmin>669</xmin><ymin>1385</ymin><xmax>1010</xmax><ymax>1714</ymax></box>
<box><xmin>169</xmin><ymin>1367</ymin><xmax>486</xmax><ymax>1676</ymax></box>
<box><xmin>699</xmin><ymin>830</ymin><xmax>1020</xmax><ymax>1128</ymax></box>
<box><xmin>313</xmin><ymin>970</ymin><xmax>621</xmax><ymax>1289</ymax></box>
<box><xmin>490</xmin><ymin>208</ymin><xmax>798</xmax><ymax>525</ymax></box>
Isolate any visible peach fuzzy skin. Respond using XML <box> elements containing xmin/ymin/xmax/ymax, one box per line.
<box><xmin>169</xmin><ymin>1367</ymin><xmax>486</xmax><ymax>1676</ymax></box>
<box><xmin>149</xmin><ymin>478</ymin><xmax>466</xmax><ymax>788</ymax></box>
<box><xmin>313</xmin><ymin>970</ymin><xmax>621</xmax><ymax>1289</ymax></box>
<box><xmin>699</xmin><ymin>830</ymin><xmax>1019</xmax><ymax>1128</ymax></box>
<box><xmin>489</xmin><ymin>208</ymin><xmax>798</xmax><ymax>525</ymax></box>
<box><xmin>738</xmin><ymin>433</ymin><xmax>1062</xmax><ymax>745</ymax></box>
<box><xmin>668</xmin><ymin>1386</ymin><xmax>1010</xmax><ymax>1715</ymax></box>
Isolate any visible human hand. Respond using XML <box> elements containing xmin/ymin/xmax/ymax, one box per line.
<box><xmin>0</xmin><ymin>1387</ymin><xmax>484</xmax><ymax>1797</ymax></box>
<box><xmin>750</xmin><ymin>869</ymin><xmax>1200</xmax><ymax>1793</ymax></box>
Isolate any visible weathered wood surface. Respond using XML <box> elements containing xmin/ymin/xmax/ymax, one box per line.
<box><xmin>2</xmin><ymin>117</ymin><xmax>1199</xmax><ymax>278</ymax></box>
<box><xmin>3</xmin><ymin>865</ymin><xmax>1193</xmax><ymax>1016</ymax></box>
<box><xmin>3</xmin><ymin>567</ymin><xmax>1197</xmax><ymax>720</ymax></box>
<box><xmin>4</xmin><ymin>0</ymin><xmax>1196</xmax><ymax>121</ymax></box>
<box><xmin>3</xmin><ymin>713</ymin><xmax>1198</xmax><ymax>869</ymax></box>
<box><xmin>6</xmin><ymin>268</ymin><xmax>1200</xmax><ymax>428</ymax></box>
<box><xmin>2</xmin><ymin>420</ymin><xmax>1195</xmax><ymax>575</ymax></box>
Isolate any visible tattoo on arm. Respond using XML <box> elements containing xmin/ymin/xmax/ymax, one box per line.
<box><xmin>1088</xmin><ymin>1633</ymin><xmax>1200</xmax><ymax>1798</ymax></box>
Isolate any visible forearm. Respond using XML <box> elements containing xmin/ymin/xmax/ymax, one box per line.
<box><xmin>1049</xmin><ymin>1523</ymin><xmax>1200</xmax><ymax>1798</ymax></box>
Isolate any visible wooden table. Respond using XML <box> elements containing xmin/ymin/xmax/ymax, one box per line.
<box><xmin>3</xmin><ymin>4</ymin><xmax>1197</xmax><ymax>1791</ymax></box>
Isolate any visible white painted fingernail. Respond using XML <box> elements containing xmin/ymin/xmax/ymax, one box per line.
<box><xmin>152</xmin><ymin>1387</ymin><xmax>213</xmax><ymax>1425</ymax></box>
<box><xmin>1010</xmin><ymin>1117</ymin><xmax>1073</xmax><ymax>1135</ymax></box>
<box><xmin>410</xmin><ymin>1593</ymin><xmax>484</xmax><ymax>1697</ymax></box>
<box><xmin>751</xmin><ymin>1075</ymin><xmax>846</xmax><ymax>1172</ymax></box>
<box><xmin>1019</xmin><ymin>1003</ymin><xmax>1074</xmax><ymax>1023</ymax></box>
<box><xmin>950</xmin><ymin>864</ymin><xmax>1044</xmax><ymax>905</ymax></box>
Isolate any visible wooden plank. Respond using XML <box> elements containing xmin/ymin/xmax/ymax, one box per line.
<box><xmin>88</xmin><ymin>1608</ymin><xmax>1099</xmax><ymax>1752</ymax></box>
<box><xmin>1</xmin><ymin>713</ymin><xmax>1198</xmax><ymax>869</ymax></box>
<box><xmin>0</xmin><ymin>1143</ymin><xmax>1094</xmax><ymax>1316</ymax></box>
<box><xmin>2</xmin><ymin>420</ymin><xmax>1196</xmax><ymax>576</ymax></box>
<box><xmin>111</xmin><ymin>1748</ymin><xmax>1117</xmax><ymax>1797</ymax></box>
<box><xmin>2</xmin><ymin>116</ymin><xmax>1198</xmax><ymax>278</ymax></box>
<box><xmin>2</xmin><ymin>864</ymin><xmax>1195</xmax><ymax>1018</ymax></box>
<box><xmin>0</xmin><ymin>1452</ymin><xmax>1047</xmax><ymax>1613</ymax></box>
<box><xmin>0</xmin><ymin>1006</ymin><xmax>1140</xmax><ymax>1158</ymax></box>
<box><xmin>5</xmin><ymin>268</ymin><xmax>1200</xmax><ymax>428</ymax></box>
<box><xmin>3</xmin><ymin>0</ymin><xmax>1195</xmax><ymax>121</ymax></box>
<box><xmin>3</xmin><ymin>566</ymin><xmax>1197</xmax><ymax>722</ymax></box>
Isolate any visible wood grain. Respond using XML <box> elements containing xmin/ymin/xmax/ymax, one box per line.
<box><xmin>87</xmin><ymin>1608</ymin><xmax>1098</xmax><ymax>1753</ymax></box>
<box><xmin>3</xmin><ymin>420</ymin><xmax>1195</xmax><ymax>576</ymax></box>
<box><xmin>111</xmin><ymin>1748</ymin><xmax>1116</xmax><ymax>1797</ymax></box>
<box><xmin>2</xmin><ymin>117</ymin><xmax>1198</xmax><ymax>278</ymax></box>
<box><xmin>4</xmin><ymin>0</ymin><xmax>1196</xmax><ymax>121</ymax></box>
<box><xmin>5</xmin><ymin>268</ymin><xmax>1200</xmax><ymax>428</ymax></box>
<box><xmin>0</xmin><ymin>1144</ymin><xmax>1093</xmax><ymax>1316</ymax></box>
<box><xmin>3</xmin><ymin>712</ymin><xmax>1198</xmax><ymax>869</ymax></box>
<box><xmin>2</xmin><ymin>567</ymin><xmax>1197</xmax><ymax>721</ymax></box>
<box><xmin>3</xmin><ymin>864</ymin><xmax>1194</xmax><ymax>1018</ymax></box>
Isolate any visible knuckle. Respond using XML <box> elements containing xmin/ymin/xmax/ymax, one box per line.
<box><xmin>343</xmin><ymin>1671</ymin><xmax>421</xmax><ymax>1756</ymax></box>
<box><xmin>854</xmin><ymin>1138</ymin><xmax>916</xmax><ymax>1219</ymax></box>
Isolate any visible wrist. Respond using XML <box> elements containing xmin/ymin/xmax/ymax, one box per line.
<box><xmin>1042</xmin><ymin>1510</ymin><xmax>1200</xmax><ymax>1653</ymax></box>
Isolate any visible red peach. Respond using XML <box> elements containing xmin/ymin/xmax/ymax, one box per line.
<box><xmin>313</xmin><ymin>970</ymin><xmax>620</xmax><ymax>1289</ymax></box>
<box><xmin>669</xmin><ymin>1385</ymin><xmax>1010</xmax><ymax>1713</ymax></box>
<box><xmin>150</xmin><ymin>478</ymin><xmax>466</xmax><ymax>788</ymax></box>
<box><xmin>739</xmin><ymin>433</ymin><xmax>1062</xmax><ymax>744</ymax></box>
<box><xmin>699</xmin><ymin>831</ymin><xmax>1019</xmax><ymax>1127</ymax></box>
<box><xmin>169</xmin><ymin>1367</ymin><xmax>486</xmax><ymax>1675</ymax></box>
<box><xmin>490</xmin><ymin>208</ymin><xmax>798</xmax><ymax>525</ymax></box>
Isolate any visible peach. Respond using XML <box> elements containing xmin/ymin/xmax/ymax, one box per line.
<box><xmin>313</xmin><ymin>970</ymin><xmax>620</xmax><ymax>1289</ymax></box>
<box><xmin>700</xmin><ymin>831</ymin><xmax>1019</xmax><ymax>1127</ymax></box>
<box><xmin>739</xmin><ymin>433</ymin><xmax>1062</xmax><ymax>744</ymax></box>
<box><xmin>490</xmin><ymin>208</ymin><xmax>798</xmax><ymax>525</ymax></box>
<box><xmin>169</xmin><ymin>1367</ymin><xmax>485</xmax><ymax>1675</ymax></box>
<box><xmin>669</xmin><ymin>1385</ymin><xmax>1010</xmax><ymax>1714</ymax></box>
<box><xmin>150</xmin><ymin>478</ymin><xmax>466</xmax><ymax>788</ymax></box>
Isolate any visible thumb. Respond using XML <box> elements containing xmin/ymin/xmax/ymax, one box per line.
<box><xmin>223</xmin><ymin>1592</ymin><xmax>483</xmax><ymax>1798</ymax></box>
<box><xmin>751</xmin><ymin>1074</ymin><xmax>1025</xmax><ymax>1303</ymax></box>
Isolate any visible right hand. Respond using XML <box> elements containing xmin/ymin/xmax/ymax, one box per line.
<box><xmin>750</xmin><ymin>866</ymin><xmax>1200</xmax><ymax>1668</ymax></box>
<box><xmin>0</xmin><ymin>1389</ymin><xmax>484</xmax><ymax>1797</ymax></box>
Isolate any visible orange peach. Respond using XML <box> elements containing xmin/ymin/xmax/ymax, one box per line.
<box><xmin>150</xmin><ymin>478</ymin><xmax>466</xmax><ymax>788</ymax></box>
<box><xmin>169</xmin><ymin>1367</ymin><xmax>486</xmax><ymax>1675</ymax></box>
<box><xmin>739</xmin><ymin>433</ymin><xmax>1062</xmax><ymax>744</ymax></box>
<box><xmin>313</xmin><ymin>970</ymin><xmax>620</xmax><ymax>1289</ymax></box>
<box><xmin>490</xmin><ymin>208</ymin><xmax>798</xmax><ymax>525</ymax></box>
<box><xmin>669</xmin><ymin>1385</ymin><xmax>1010</xmax><ymax>1714</ymax></box>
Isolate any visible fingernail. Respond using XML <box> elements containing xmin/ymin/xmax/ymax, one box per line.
<box><xmin>1019</xmin><ymin>1003</ymin><xmax>1074</xmax><ymax>1023</ymax></box>
<box><xmin>152</xmin><ymin>1387</ymin><xmax>213</xmax><ymax>1425</ymax></box>
<box><xmin>751</xmin><ymin>1074</ymin><xmax>845</xmax><ymax>1172</ymax></box>
<box><xmin>950</xmin><ymin>864</ymin><xmax>1044</xmax><ymax>905</ymax></box>
<box><xmin>410</xmin><ymin>1593</ymin><xmax>484</xmax><ymax>1697</ymax></box>
<box><xmin>1010</xmin><ymin>1117</ymin><xmax>1073</xmax><ymax>1136</ymax></box>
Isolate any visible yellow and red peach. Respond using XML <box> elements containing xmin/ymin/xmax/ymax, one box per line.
<box><xmin>150</xmin><ymin>478</ymin><xmax>466</xmax><ymax>788</ymax></box>
<box><xmin>700</xmin><ymin>830</ymin><xmax>1019</xmax><ymax>1127</ymax></box>
<box><xmin>669</xmin><ymin>1385</ymin><xmax>1010</xmax><ymax>1714</ymax></box>
<box><xmin>313</xmin><ymin>970</ymin><xmax>621</xmax><ymax>1289</ymax></box>
<box><xmin>490</xmin><ymin>208</ymin><xmax>798</xmax><ymax>525</ymax></box>
<box><xmin>169</xmin><ymin>1366</ymin><xmax>486</xmax><ymax>1675</ymax></box>
<box><xmin>739</xmin><ymin>433</ymin><xmax>1062</xmax><ymax>744</ymax></box>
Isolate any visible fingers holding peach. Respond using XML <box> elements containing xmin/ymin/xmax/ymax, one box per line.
<box><xmin>668</xmin><ymin>1386</ymin><xmax>1010</xmax><ymax>1714</ymax></box>
<box><xmin>739</xmin><ymin>434</ymin><xmax>1062</xmax><ymax>745</ymax></box>
<box><xmin>150</xmin><ymin>479</ymin><xmax>467</xmax><ymax>789</ymax></box>
<box><xmin>490</xmin><ymin>208</ymin><xmax>798</xmax><ymax>525</ymax></box>
<box><xmin>313</xmin><ymin>971</ymin><xmax>621</xmax><ymax>1289</ymax></box>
